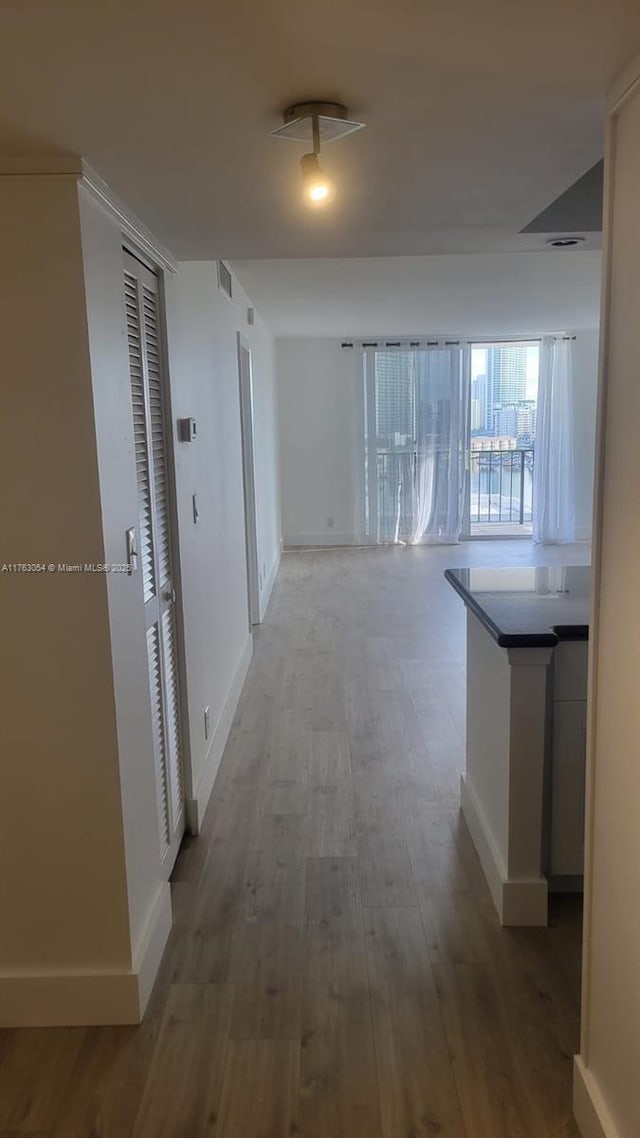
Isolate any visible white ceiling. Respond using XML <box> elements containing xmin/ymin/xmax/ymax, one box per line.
<box><xmin>0</xmin><ymin>2</ymin><xmax>638</xmax><ymax>259</ymax></box>
<box><xmin>232</xmin><ymin>252</ymin><xmax>602</xmax><ymax>337</ymax></box>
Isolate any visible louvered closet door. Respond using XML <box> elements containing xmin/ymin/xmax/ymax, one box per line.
<box><xmin>123</xmin><ymin>250</ymin><xmax>184</xmax><ymax>875</ymax></box>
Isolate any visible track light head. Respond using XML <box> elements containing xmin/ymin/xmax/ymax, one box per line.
<box><xmin>300</xmin><ymin>152</ymin><xmax>334</xmax><ymax>207</ymax></box>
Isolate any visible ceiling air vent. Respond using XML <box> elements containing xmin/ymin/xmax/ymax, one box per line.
<box><xmin>545</xmin><ymin>236</ymin><xmax>586</xmax><ymax>248</ymax></box>
<box><xmin>217</xmin><ymin>260</ymin><xmax>233</xmax><ymax>300</ymax></box>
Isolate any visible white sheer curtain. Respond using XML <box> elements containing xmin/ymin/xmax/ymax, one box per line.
<box><xmin>533</xmin><ymin>335</ymin><xmax>576</xmax><ymax>544</ymax></box>
<box><xmin>365</xmin><ymin>342</ymin><xmax>469</xmax><ymax>545</ymax></box>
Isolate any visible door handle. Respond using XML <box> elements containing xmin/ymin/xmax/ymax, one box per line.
<box><xmin>125</xmin><ymin>527</ymin><xmax>138</xmax><ymax>575</ymax></box>
<box><xmin>162</xmin><ymin>587</ymin><xmax>176</xmax><ymax>604</ymax></box>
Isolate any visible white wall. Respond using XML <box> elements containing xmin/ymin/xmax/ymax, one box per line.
<box><xmin>574</xmin><ymin>67</ymin><xmax>640</xmax><ymax>1138</ymax></box>
<box><xmin>0</xmin><ymin>174</ymin><xmax>281</xmax><ymax>1026</ymax></box>
<box><xmin>164</xmin><ymin>263</ymin><xmax>281</xmax><ymax>826</ymax></box>
<box><xmin>277</xmin><ymin>339</ymin><xmax>363</xmax><ymax>546</ymax></box>
<box><xmin>0</xmin><ymin>175</ymin><xmax>138</xmax><ymax>1024</ymax></box>
<box><xmin>235</xmin><ymin>252</ymin><xmax>603</xmax><ymax>338</ymax></box>
<box><xmin>277</xmin><ymin>332</ymin><xmax>599</xmax><ymax>547</ymax></box>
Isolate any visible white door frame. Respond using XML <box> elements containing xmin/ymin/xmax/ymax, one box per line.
<box><xmin>237</xmin><ymin>333</ymin><xmax>260</xmax><ymax>626</ymax></box>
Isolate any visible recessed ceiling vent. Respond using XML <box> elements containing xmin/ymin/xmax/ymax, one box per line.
<box><xmin>271</xmin><ymin>101</ymin><xmax>366</xmax><ymax>145</ymax></box>
<box><xmin>545</xmin><ymin>236</ymin><xmax>586</xmax><ymax>248</ymax></box>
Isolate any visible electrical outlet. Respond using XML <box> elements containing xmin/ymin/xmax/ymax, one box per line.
<box><xmin>204</xmin><ymin>706</ymin><xmax>210</xmax><ymax>740</ymax></box>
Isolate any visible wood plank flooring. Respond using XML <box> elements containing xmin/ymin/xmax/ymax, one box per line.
<box><xmin>0</xmin><ymin>543</ymin><xmax>589</xmax><ymax>1138</ymax></box>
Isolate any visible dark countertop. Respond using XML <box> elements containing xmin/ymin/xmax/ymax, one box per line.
<box><xmin>445</xmin><ymin>565</ymin><xmax>591</xmax><ymax>647</ymax></box>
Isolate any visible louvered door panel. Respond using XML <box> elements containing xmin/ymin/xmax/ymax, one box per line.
<box><xmin>143</xmin><ymin>286</ymin><xmax>171</xmax><ymax>593</ymax></box>
<box><xmin>147</xmin><ymin>623</ymin><xmax>171</xmax><ymax>855</ymax></box>
<box><xmin>124</xmin><ymin>250</ymin><xmax>185</xmax><ymax>875</ymax></box>
<box><xmin>161</xmin><ymin>606</ymin><xmax>183</xmax><ymax>831</ymax></box>
<box><xmin>124</xmin><ymin>271</ymin><xmax>155</xmax><ymax>604</ymax></box>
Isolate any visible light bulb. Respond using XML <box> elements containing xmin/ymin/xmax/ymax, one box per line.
<box><xmin>300</xmin><ymin>152</ymin><xmax>335</xmax><ymax>207</ymax></box>
<box><xmin>308</xmin><ymin>182</ymin><xmax>331</xmax><ymax>203</ymax></box>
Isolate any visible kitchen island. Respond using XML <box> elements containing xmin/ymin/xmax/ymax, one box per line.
<box><xmin>445</xmin><ymin>565</ymin><xmax>590</xmax><ymax>927</ymax></box>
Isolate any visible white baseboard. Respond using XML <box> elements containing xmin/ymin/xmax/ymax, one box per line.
<box><xmin>460</xmin><ymin>775</ymin><xmax>548</xmax><ymax>926</ymax></box>
<box><xmin>283</xmin><ymin>532</ymin><xmax>359</xmax><ymax>547</ymax></box>
<box><xmin>185</xmin><ymin>632</ymin><xmax>253</xmax><ymax>835</ymax></box>
<box><xmin>259</xmin><ymin>545</ymin><xmax>281</xmax><ymax>622</ymax></box>
<box><xmin>0</xmin><ymin>883</ymin><xmax>171</xmax><ymax>1027</ymax></box>
<box><xmin>0</xmin><ymin>971</ymin><xmax>140</xmax><ymax>1028</ymax></box>
<box><xmin>501</xmin><ymin>875</ymin><xmax>549</xmax><ymax>926</ymax></box>
<box><xmin>133</xmin><ymin>881</ymin><xmax>172</xmax><ymax>1017</ymax></box>
<box><xmin>574</xmin><ymin>1056</ymin><xmax>622</xmax><ymax>1138</ymax></box>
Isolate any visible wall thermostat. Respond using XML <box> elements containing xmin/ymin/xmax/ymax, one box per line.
<box><xmin>178</xmin><ymin>417</ymin><xmax>197</xmax><ymax>442</ymax></box>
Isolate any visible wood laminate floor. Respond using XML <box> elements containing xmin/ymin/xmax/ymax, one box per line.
<box><xmin>0</xmin><ymin>543</ymin><xmax>589</xmax><ymax>1138</ymax></box>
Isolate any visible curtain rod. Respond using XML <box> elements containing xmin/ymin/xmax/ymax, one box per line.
<box><xmin>341</xmin><ymin>339</ymin><xmax>462</xmax><ymax>348</ymax></box>
<box><xmin>466</xmin><ymin>335</ymin><xmax>577</xmax><ymax>345</ymax></box>
<box><xmin>340</xmin><ymin>334</ymin><xmax>577</xmax><ymax>348</ymax></box>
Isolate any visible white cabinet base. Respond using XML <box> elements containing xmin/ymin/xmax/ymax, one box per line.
<box><xmin>463</xmin><ymin>611</ymin><xmax>553</xmax><ymax>926</ymax></box>
<box><xmin>461</xmin><ymin>775</ymin><xmax>549</xmax><ymax>926</ymax></box>
<box><xmin>462</xmin><ymin>611</ymin><xmax>587</xmax><ymax>925</ymax></box>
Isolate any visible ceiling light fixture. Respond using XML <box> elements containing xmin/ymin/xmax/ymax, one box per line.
<box><xmin>271</xmin><ymin>101</ymin><xmax>366</xmax><ymax>207</ymax></box>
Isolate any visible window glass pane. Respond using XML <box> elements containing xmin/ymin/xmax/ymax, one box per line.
<box><xmin>470</xmin><ymin>341</ymin><xmax>539</xmax><ymax>533</ymax></box>
<box><xmin>471</xmin><ymin>342</ymin><xmax>538</xmax><ymax>444</ymax></box>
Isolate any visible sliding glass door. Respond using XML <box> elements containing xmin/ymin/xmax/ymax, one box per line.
<box><xmin>465</xmin><ymin>341</ymin><xmax>540</xmax><ymax>537</ymax></box>
<box><xmin>363</xmin><ymin>339</ymin><xmax>541</xmax><ymax>544</ymax></box>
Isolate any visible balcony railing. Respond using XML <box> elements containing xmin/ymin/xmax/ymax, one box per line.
<box><xmin>371</xmin><ymin>446</ymin><xmax>535</xmax><ymax>539</ymax></box>
<box><xmin>469</xmin><ymin>447</ymin><xmax>534</xmax><ymax>528</ymax></box>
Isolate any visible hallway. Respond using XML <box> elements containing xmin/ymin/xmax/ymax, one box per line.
<box><xmin>0</xmin><ymin>544</ymin><xmax>587</xmax><ymax>1137</ymax></box>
